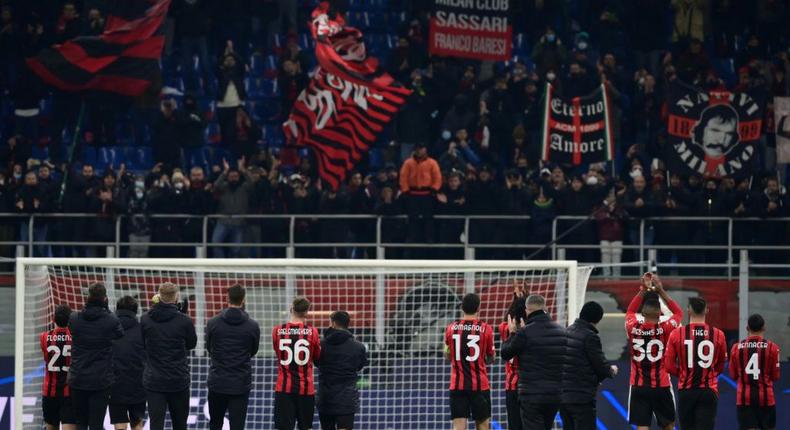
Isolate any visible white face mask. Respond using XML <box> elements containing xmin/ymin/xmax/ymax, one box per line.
<box><xmin>586</xmin><ymin>176</ymin><xmax>598</xmax><ymax>185</ymax></box>
<box><xmin>174</xmin><ymin>182</ymin><xmax>185</xmax><ymax>190</ymax></box>
<box><xmin>577</xmin><ymin>41</ymin><xmax>588</xmax><ymax>50</ymax></box>
<box><xmin>630</xmin><ymin>170</ymin><xmax>643</xmax><ymax>179</ymax></box>
<box><xmin>135</xmin><ymin>189</ymin><xmax>144</xmax><ymax>199</ymax></box>
<box><xmin>546</xmin><ymin>72</ymin><xmax>556</xmax><ymax>81</ymax></box>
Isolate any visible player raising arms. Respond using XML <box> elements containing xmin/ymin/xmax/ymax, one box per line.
<box><xmin>272</xmin><ymin>297</ymin><xmax>321</xmax><ymax>430</ymax></box>
<box><xmin>664</xmin><ymin>297</ymin><xmax>727</xmax><ymax>430</ymax></box>
<box><xmin>445</xmin><ymin>293</ymin><xmax>495</xmax><ymax>430</ymax></box>
<box><xmin>40</xmin><ymin>304</ymin><xmax>76</xmax><ymax>430</ymax></box>
<box><xmin>625</xmin><ymin>273</ymin><xmax>682</xmax><ymax>430</ymax></box>
<box><xmin>498</xmin><ymin>284</ymin><xmax>526</xmax><ymax>430</ymax></box>
<box><xmin>729</xmin><ymin>314</ymin><xmax>781</xmax><ymax>430</ymax></box>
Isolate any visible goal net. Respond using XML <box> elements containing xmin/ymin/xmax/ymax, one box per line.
<box><xmin>15</xmin><ymin>258</ymin><xmax>592</xmax><ymax>430</ymax></box>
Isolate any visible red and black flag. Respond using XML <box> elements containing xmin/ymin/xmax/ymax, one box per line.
<box><xmin>26</xmin><ymin>0</ymin><xmax>171</xmax><ymax>97</ymax></box>
<box><xmin>284</xmin><ymin>1</ymin><xmax>411</xmax><ymax>191</ymax></box>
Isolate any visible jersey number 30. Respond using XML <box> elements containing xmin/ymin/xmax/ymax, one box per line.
<box><xmin>452</xmin><ymin>334</ymin><xmax>480</xmax><ymax>362</ymax></box>
<box><xmin>279</xmin><ymin>339</ymin><xmax>310</xmax><ymax>366</ymax></box>
<box><xmin>632</xmin><ymin>338</ymin><xmax>663</xmax><ymax>362</ymax></box>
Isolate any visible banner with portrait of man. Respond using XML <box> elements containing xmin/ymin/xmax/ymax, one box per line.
<box><xmin>665</xmin><ymin>81</ymin><xmax>764</xmax><ymax>178</ymax></box>
<box><xmin>773</xmin><ymin>96</ymin><xmax>790</xmax><ymax>164</ymax></box>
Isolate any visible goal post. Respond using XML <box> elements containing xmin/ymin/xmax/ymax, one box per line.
<box><xmin>15</xmin><ymin>258</ymin><xmax>591</xmax><ymax>429</ymax></box>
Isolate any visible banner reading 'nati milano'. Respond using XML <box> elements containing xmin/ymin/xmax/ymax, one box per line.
<box><xmin>666</xmin><ymin>81</ymin><xmax>763</xmax><ymax>177</ymax></box>
<box><xmin>429</xmin><ymin>0</ymin><xmax>512</xmax><ymax>61</ymax></box>
<box><xmin>540</xmin><ymin>83</ymin><xmax>615</xmax><ymax>165</ymax></box>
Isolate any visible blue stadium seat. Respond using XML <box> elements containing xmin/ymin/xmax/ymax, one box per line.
<box><xmin>80</xmin><ymin>146</ymin><xmax>97</xmax><ymax>167</ymax></box>
<box><xmin>250</xmin><ymin>53</ymin><xmax>265</xmax><ymax>76</ymax></box>
<box><xmin>264</xmin><ymin>124</ymin><xmax>285</xmax><ymax>147</ymax></box>
<box><xmin>261</xmin><ymin>78</ymin><xmax>279</xmax><ymax>97</ymax></box>
<box><xmin>97</xmin><ymin>146</ymin><xmax>126</xmax><ymax>169</ymax></box>
<box><xmin>513</xmin><ymin>33</ymin><xmax>529</xmax><ymax>55</ymax></box>
<box><xmin>207</xmin><ymin>122</ymin><xmax>222</xmax><ymax>144</ymax></box>
<box><xmin>31</xmin><ymin>145</ymin><xmax>49</xmax><ymax>160</ymax></box>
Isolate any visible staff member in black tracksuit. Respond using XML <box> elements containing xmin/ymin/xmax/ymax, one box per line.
<box><xmin>141</xmin><ymin>283</ymin><xmax>197</xmax><ymax>430</ymax></box>
<box><xmin>110</xmin><ymin>296</ymin><xmax>147</xmax><ymax>430</ymax></box>
<box><xmin>68</xmin><ymin>283</ymin><xmax>124</xmax><ymax>430</ymax></box>
<box><xmin>317</xmin><ymin>311</ymin><xmax>369</xmax><ymax>430</ymax></box>
<box><xmin>206</xmin><ymin>284</ymin><xmax>261</xmax><ymax>430</ymax></box>
<box><xmin>501</xmin><ymin>295</ymin><xmax>566</xmax><ymax>430</ymax></box>
<box><xmin>560</xmin><ymin>301</ymin><xmax>618</xmax><ymax>430</ymax></box>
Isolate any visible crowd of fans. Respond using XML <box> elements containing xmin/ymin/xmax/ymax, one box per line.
<box><xmin>0</xmin><ymin>0</ymin><xmax>788</xmax><ymax>264</ymax></box>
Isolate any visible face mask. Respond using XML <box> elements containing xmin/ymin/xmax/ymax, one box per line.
<box><xmin>546</xmin><ymin>72</ymin><xmax>556</xmax><ymax>81</ymax></box>
<box><xmin>546</xmin><ymin>34</ymin><xmax>556</xmax><ymax>43</ymax></box>
<box><xmin>577</xmin><ymin>41</ymin><xmax>588</xmax><ymax>50</ymax></box>
<box><xmin>13</xmin><ymin>173</ymin><xmax>21</xmax><ymax>180</ymax></box>
<box><xmin>174</xmin><ymin>182</ymin><xmax>184</xmax><ymax>190</ymax></box>
<box><xmin>586</xmin><ymin>176</ymin><xmax>598</xmax><ymax>186</ymax></box>
<box><xmin>135</xmin><ymin>189</ymin><xmax>144</xmax><ymax>199</ymax></box>
<box><xmin>638</xmin><ymin>77</ymin><xmax>645</xmax><ymax>86</ymax></box>
<box><xmin>629</xmin><ymin>170</ymin><xmax>643</xmax><ymax>179</ymax></box>
<box><xmin>135</xmin><ymin>180</ymin><xmax>144</xmax><ymax>189</ymax></box>
<box><xmin>441</xmin><ymin>130</ymin><xmax>452</xmax><ymax>141</ymax></box>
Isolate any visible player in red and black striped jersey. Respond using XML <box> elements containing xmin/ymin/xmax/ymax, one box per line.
<box><xmin>729</xmin><ymin>314</ymin><xmax>781</xmax><ymax>430</ymax></box>
<box><xmin>272</xmin><ymin>296</ymin><xmax>321</xmax><ymax>430</ymax></box>
<box><xmin>665</xmin><ymin>297</ymin><xmax>727</xmax><ymax>430</ymax></box>
<box><xmin>444</xmin><ymin>293</ymin><xmax>495</xmax><ymax>430</ymax></box>
<box><xmin>40</xmin><ymin>304</ymin><xmax>76</xmax><ymax>430</ymax></box>
<box><xmin>624</xmin><ymin>273</ymin><xmax>682</xmax><ymax>430</ymax></box>
<box><xmin>498</xmin><ymin>284</ymin><xmax>526</xmax><ymax>430</ymax></box>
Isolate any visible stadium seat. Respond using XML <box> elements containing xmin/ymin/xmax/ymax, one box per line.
<box><xmin>97</xmin><ymin>146</ymin><xmax>127</xmax><ymax>169</ymax></box>
<box><xmin>80</xmin><ymin>146</ymin><xmax>97</xmax><ymax>166</ymax></box>
<box><xmin>206</xmin><ymin>122</ymin><xmax>222</xmax><ymax>145</ymax></box>
<box><xmin>31</xmin><ymin>145</ymin><xmax>49</xmax><ymax>161</ymax></box>
<box><xmin>125</xmin><ymin>146</ymin><xmax>153</xmax><ymax>170</ymax></box>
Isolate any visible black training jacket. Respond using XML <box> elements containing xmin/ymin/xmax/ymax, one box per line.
<box><xmin>206</xmin><ymin>307</ymin><xmax>261</xmax><ymax>395</ymax></box>
<box><xmin>317</xmin><ymin>328</ymin><xmax>369</xmax><ymax>415</ymax></box>
<box><xmin>501</xmin><ymin>310</ymin><xmax>566</xmax><ymax>403</ymax></box>
<box><xmin>561</xmin><ymin>318</ymin><xmax>614</xmax><ymax>404</ymax></box>
<box><xmin>67</xmin><ymin>301</ymin><xmax>124</xmax><ymax>390</ymax></box>
<box><xmin>110</xmin><ymin>309</ymin><xmax>146</xmax><ymax>404</ymax></box>
<box><xmin>140</xmin><ymin>303</ymin><xmax>197</xmax><ymax>392</ymax></box>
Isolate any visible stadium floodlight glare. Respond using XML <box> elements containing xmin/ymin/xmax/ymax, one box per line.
<box><xmin>16</xmin><ymin>258</ymin><xmax>591</xmax><ymax>429</ymax></box>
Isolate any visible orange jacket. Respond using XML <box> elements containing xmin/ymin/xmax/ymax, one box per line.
<box><xmin>399</xmin><ymin>156</ymin><xmax>442</xmax><ymax>194</ymax></box>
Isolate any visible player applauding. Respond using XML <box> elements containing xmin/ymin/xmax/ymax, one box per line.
<box><xmin>625</xmin><ymin>273</ymin><xmax>682</xmax><ymax>430</ymax></box>
<box><xmin>498</xmin><ymin>284</ymin><xmax>526</xmax><ymax>430</ymax></box>
<box><xmin>40</xmin><ymin>304</ymin><xmax>76</xmax><ymax>430</ymax></box>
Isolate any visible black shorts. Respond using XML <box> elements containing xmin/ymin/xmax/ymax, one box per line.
<box><xmin>42</xmin><ymin>396</ymin><xmax>76</xmax><ymax>425</ymax></box>
<box><xmin>319</xmin><ymin>413</ymin><xmax>355</xmax><ymax>430</ymax></box>
<box><xmin>678</xmin><ymin>388</ymin><xmax>717</xmax><ymax>430</ymax></box>
<box><xmin>274</xmin><ymin>392</ymin><xmax>315</xmax><ymax>430</ymax></box>
<box><xmin>109</xmin><ymin>402</ymin><xmax>146</xmax><ymax>425</ymax></box>
<box><xmin>737</xmin><ymin>405</ymin><xmax>776</xmax><ymax>430</ymax></box>
<box><xmin>628</xmin><ymin>386</ymin><xmax>676</xmax><ymax>427</ymax></box>
<box><xmin>449</xmin><ymin>390</ymin><xmax>491</xmax><ymax>422</ymax></box>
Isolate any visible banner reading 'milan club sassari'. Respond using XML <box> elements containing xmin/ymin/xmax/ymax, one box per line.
<box><xmin>429</xmin><ymin>0</ymin><xmax>512</xmax><ymax>61</ymax></box>
<box><xmin>540</xmin><ymin>83</ymin><xmax>615</xmax><ymax>165</ymax></box>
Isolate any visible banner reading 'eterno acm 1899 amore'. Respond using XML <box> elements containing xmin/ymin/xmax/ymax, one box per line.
<box><xmin>429</xmin><ymin>0</ymin><xmax>512</xmax><ymax>61</ymax></box>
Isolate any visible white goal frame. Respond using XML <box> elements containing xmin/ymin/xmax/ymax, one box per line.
<box><xmin>15</xmin><ymin>258</ymin><xmax>580</xmax><ymax>429</ymax></box>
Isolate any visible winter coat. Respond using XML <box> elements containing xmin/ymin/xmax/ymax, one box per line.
<box><xmin>206</xmin><ymin>307</ymin><xmax>261</xmax><ymax>395</ymax></box>
<box><xmin>501</xmin><ymin>310</ymin><xmax>565</xmax><ymax>402</ymax></box>
<box><xmin>110</xmin><ymin>309</ymin><xmax>146</xmax><ymax>404</ymax></box>
<box><xmin>67</xmin><ymin>302</ymin><xmax>124</xmax><ymax>390</ymax></box>
<box><xmin>561</xmin><ymin>319</ymin><xmax>613</xmax><ymax>404</ymax></box>
<box><xmin>141</xmin><ymin>303</ymin><xmax>197</xmax><ymax>392</ymax></box>
<box><xmin>317</xmin><ymin>328</ymin><xmax>368</xmax><ymax>415</ymax></box>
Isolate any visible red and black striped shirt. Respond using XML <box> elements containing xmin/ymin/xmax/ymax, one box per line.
<box><xmin>665</xmin><ymin>323</ymin><xmax>727</xmax><ymax>393</ymax></box>
<box><xmin>445</xmin><ymin>319</ymin><xmax>494</xmax><ymax>391</ymax></box>
<box><xmin>625</xmin><ymin>293</ymin><xmax>682</xmax><ymax>388</ymax></box>
<box><xmin>498</xmin><ymin>322</ymin><xmax>519</xmax><ymax>391</ymax></box>
<box><xmin>729</xmin><ymin>335</ymin><xmax>781</xmax><ymax>406</ymax></box>
<box><xmin>39</xmin><ymin>327</ymin><xmax>72</xmax><ymax>398</ymax></box>
<box><xmin>272</xmin><ymin>322</ymin><xmax>321</xmax><ymax>395</ymax></box>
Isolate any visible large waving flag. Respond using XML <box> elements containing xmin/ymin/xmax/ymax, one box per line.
<box><xmin>284</xmin><ymin>2</ymin><xmax>412</xmax><ymax>190</ymax></box>
<box><xmin>26</xmin><ymin>0</ymin><xmax>171</xmax><ymax>97</ymax></box>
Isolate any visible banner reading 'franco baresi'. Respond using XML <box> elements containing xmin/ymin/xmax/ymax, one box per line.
<box><xmin>429</xmin><ymin>0</ymin><xmax>512</xmax><ymax>61</ymax></box>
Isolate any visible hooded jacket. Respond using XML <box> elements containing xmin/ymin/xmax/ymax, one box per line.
<box><xmin>140</xmin><ymin>303</ymin><xmax>197</xmax><ymax>392</ymax></box>
<box><xmin>67</xmin><ymin>301</ymin><xmax>124</xmax><ymax>390</ymax></box>
<box><xmin>501</xmin><ymin>310</ymin><xmax>566</xmax><ymax>402</ymax></box>
<box><xmin>561</xmin><ymin>318</ymin><xmax>613</xmax><ymax>404</ymax></box>
<box><xmin>206</xmin><ymin>307</ymin><xmax>261</xmax><ymax>395</ymax></box>
<box><xmin>317</xmin><ymin>327</ymin><xmax>369</xmax><ymax>415</ymax></box>
<box><xmin>110</xmin><ymin>309</ymin><xmax>146</xmax><ymax>404</ymax></box>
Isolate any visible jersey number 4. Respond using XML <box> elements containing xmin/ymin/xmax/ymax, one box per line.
<box><xmin>46</xmin><ymin>345</ymin><xmax>70</xmax><ymax>372</ymax></box>
<box><xmin>279</xmin><ymin>339</ymin><xmax>310</xmax><ymax>366</ymax></box>
<box><xmin>452</xmin><ymin>334</ymin><xmax>480</xmax><ymax>362</ymax></box>
<box><xmin>632</xmin><ymin>338</ymin><xmax>663</xmax><ymax>362</ymax></box>
<box><xmin>744</xmin><ymin>353</ymin><xmax>761</xmax><ymax>380</ymax></box>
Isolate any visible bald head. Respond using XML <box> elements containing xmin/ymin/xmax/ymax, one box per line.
<box><xmin>526</xmin><ymin>295</ymin><xmax>546</xmax><ymax>314</ymax></box>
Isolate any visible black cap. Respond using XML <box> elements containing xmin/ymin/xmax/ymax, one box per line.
<box><xmin>415</xmin><ymin>141</ymin><xmax>427</xmax><ymax>148</ymax></box>
<box><xmin>579</xmin><ymin>301</ymin><xmax>604</xmax><ymax>324</ymax></box>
